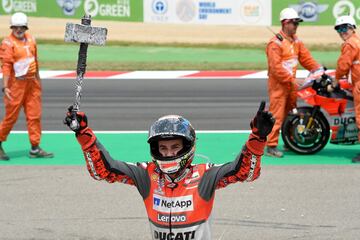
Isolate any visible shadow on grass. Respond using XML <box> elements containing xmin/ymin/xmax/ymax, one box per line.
<box><xmin>6</xmin><ymin>150</ymin><xmax>30</xmax><ymax>159</ymax></box>
<box><xmin>283</xmin><ymin>147</ymin><xmax>358</xmax><ymax>159</ymax></box>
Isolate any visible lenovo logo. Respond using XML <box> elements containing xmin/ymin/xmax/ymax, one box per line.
<box><xmin>157</xmin><ymin>213</ymin><xmax>187</xmax><ymax>223</ymax></box>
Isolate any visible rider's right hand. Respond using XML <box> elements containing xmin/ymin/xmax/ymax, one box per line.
<box><xmin>64</xmin><ymin>105</ymin><xmax>88</xmax><ymax>132</ymax></box>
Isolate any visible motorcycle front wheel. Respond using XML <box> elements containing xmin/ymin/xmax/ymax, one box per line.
<box><xmin>281</xmin><ymin>107</ymin><xmax>330</xmax><ymax>154</ymax></box>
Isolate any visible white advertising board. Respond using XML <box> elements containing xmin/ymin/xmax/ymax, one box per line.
<box><xmin>144</xmin><ymin>0</ymin><xmax>271</xmax><ymax>26</ymax></box>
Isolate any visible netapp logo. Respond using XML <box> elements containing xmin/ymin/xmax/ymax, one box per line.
<box><xmin>157</xmin><ymin>213</ymin><xmax>187</xmax><ymax>223</ymax></box>
<box><xmin>153</xmin><ymin>194</ymin><xmax>193</xmax><ymax>213</ymax></box>
<box><xmin>154</xmin><ymin>230</ymin><xmax>195</xmax><ymax>240</ymax></box>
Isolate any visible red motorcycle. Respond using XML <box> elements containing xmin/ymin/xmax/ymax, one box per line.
<box><xmin>281</xmin><ymin>70</ymin><xmax>358</xmax><ymax>154</ymax></box>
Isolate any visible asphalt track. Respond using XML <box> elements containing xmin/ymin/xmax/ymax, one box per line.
<box><xmin>0</xmin><ymin>77</ymin><xmax>359</xmax><ymax>239</ymax></box>
<box><xmin>1</xmin><ymin>77</ymin><xmax>269</xmax><ymax>131</ymax></box>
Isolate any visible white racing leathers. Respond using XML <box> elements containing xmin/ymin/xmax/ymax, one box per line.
<box><xmin>76</xmin><ymin>128</ymin><xmax>265</xmax><ymax>240</ymax></box>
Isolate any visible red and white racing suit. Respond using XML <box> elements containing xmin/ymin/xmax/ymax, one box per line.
<box><xmin>76</xmin><ymin>127</ymin><xmax>266</xmax><ymax>240</ymax></box>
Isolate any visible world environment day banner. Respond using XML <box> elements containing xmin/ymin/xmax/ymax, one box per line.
<box><xmin>0</xmin><ymin>0</ymin><xmax>143</xmax><ymax>21</ymax></box>
<box><xmin>144</xmin><ymin>0</ymin><xmax>271</xmax><ymax>26</ymax></box>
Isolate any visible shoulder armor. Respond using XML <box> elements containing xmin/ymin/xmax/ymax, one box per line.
<box><xmin>137</xmin><ymin>162</ymin><xmax>149</xmax><ymax>169</ymax></box>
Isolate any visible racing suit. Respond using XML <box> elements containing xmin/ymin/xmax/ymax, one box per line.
<box><xmin>75</xmin><ymin>127</ymin><xmax>266</xmax><ymax>240</ymax></box>
<box><xmin>335</xmin><ymin>34</ymin><xmax>360</xmax><ymax>141</ymax></box>
<box><xmin>266</xmin><ymin>31</ymin><xmax>321</xmax><ymax>147</ymax></box>
<box><xmin>0</xmin><ymin>32</ymin><xmax>42</xmax><ymax>146</ymax></box>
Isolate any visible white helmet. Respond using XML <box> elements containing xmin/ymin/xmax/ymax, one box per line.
<box><xmin>280</xmin><ymin>8</ymin><xmax>303</xmax><ymax>22</ymax></box>
<box><xmin>10</xmin><ymin>12</ymin><xmax>28</xmax><ymax>29</ymax></box>
<box><xmin>334</xmin><ymin>15</ymin><xmax>356</xmax><ymax>30</ymax></box>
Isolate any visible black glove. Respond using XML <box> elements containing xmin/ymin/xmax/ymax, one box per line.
<box><xmin>250</xmin><ymin>101</ymin><xmax>275</xmax><ymax>139</ymax></box>
<box><xmin>63</xmin><ymin>105</ymin><xmax>88</xmax><ymax>132</ymax></box>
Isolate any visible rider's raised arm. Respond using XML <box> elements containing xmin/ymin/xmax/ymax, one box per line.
<box><xmin>76</xmin><ymin>128</ymin><xmax>151</xmax><ymax>199</ymax></box>
<box><xmin>197</xmin><ymin>101</ymin><xmax>275</xmax><ymax>201</ymax></box>
<box><xmin>64</xmin><ymin>110</ymin><xmax>151</xmax><ymax>199</ymax></box>
<box><xmin>197</xmin><ymin>132</ymin><xmax>266</xmax><ymax>201</ymax></box>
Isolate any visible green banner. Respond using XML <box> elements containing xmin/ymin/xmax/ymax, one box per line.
<box><xmin>272</xmin><ymin>0</ymin><xmax>360</xmax><ymax>26</ymax></box>
<box><xmin>0</xmin><ymin>0</ymin><xmax>143</xmax><ymax>22</ymax></box>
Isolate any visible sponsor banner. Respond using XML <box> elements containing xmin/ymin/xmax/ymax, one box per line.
<box><xmin>272</xmin><ymin>0</ymin><xmax>360</xmax><ymax>26</ymax></box>
<box><xmin>0</xmin><ymin>0</ymin><xmax>143</xmax><ymax>21</ymax></box>
<box><xmin>144</xmin><ymin>0</ymin><xmax>271</xmax><ymax>26</ymax></box>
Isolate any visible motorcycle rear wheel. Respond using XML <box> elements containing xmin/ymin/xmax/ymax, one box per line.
<box><xmin>281</xmin><ymin>107</ymin><xmax>330</xmax><ymax>154</ymax></box>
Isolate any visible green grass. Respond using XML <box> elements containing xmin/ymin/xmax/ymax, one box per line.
<box><xmin>37</xmin><ymin>40</ymin><xmax>341</xmax><ymax>71</ymax></box>
<box><xmin>39</xmin><ymin>61</ymin><xmax>261</xmax><ymax>71</ymax></box>
<box><xmin>0</xmin><ymin>132</ymin><xmax>356</xmax><ymax>165</ymax></box>
<box><xmin>36</xmin><ymin>39</ymin><xmax>341</xmax><ymax>51</ymax></box>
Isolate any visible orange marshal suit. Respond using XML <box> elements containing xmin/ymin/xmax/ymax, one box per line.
<box><xmin>335</xmin><ymin>34</ymin><xmax>360</xmax><ymax>140</ymax></box>
<box><xmin>0</xmin><ymin>32</ymin><xmax>42</xmax><ymax>146</ymax></box>
<box><xmin>266</xmin><ymin>31</ymin><xmax>320</xmax><ymax>147</ymax></box>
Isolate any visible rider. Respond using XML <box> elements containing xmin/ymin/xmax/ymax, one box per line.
<box><xmin>64</xmin><ymin>102</ymin><xmax>274</xmax><ymax>239</ymax></box>
<box><xmin>265</xmin><ymin>7</ymin><xmax>322</xmax><ymax>158</ymax></box>
<box><xmin>332</xmin><ymin>15</ymin><xmax>360</xmax><ymax>163</ymax></box>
